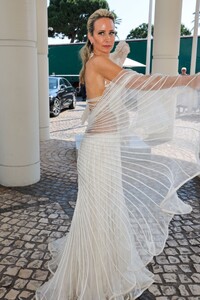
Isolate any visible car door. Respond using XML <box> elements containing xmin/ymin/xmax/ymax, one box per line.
<box><xmin>57</xmin><ymin>78</ymin><xmax>69</xmax><ymax>108</ymax></box>
<box><xmin>62</xmin><ymin>78</ymin><xmax>75</xmax><ymax>108</ymax></box>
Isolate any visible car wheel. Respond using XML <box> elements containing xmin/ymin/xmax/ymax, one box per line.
<box><xmin>51</xmin><ymin>98</ymin><xmax>61</xmax><ymax>117</ymax></box>
<box><xmin>69</xmin><ymin>95</ymin><xmax>76</xmax><ymax>109</ymax></box>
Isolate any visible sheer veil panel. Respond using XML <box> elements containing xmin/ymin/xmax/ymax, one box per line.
<box><xmin>36</xmin><ymin>70</ymin><xmax>200</xmax><ymax>300</ymax></box>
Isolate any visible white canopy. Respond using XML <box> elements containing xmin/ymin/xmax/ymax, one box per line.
<box><xmin>123</xmin><ymin>57</ymin><xmax>146</xmax><ymax>68</ymax></box>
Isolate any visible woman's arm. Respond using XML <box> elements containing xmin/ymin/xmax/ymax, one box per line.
<box><xmin>93</xmin><ymin>56</ymin><xmax>200</xmax><ymax>91</ymax></box>
<box><xmin>133</xmin><ymin>73</ymin><xmax>200</xmax><ymax>91</ymax></box>
<box><xmin>92</xmin><ymin>55</ymin><xmax>123</xmax><ymax>81</ymax></box>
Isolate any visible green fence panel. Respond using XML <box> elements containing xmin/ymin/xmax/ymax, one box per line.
<box><xmin>48</xmin><ymin>36</ymin><xmax>200</xmax><ymax>84</ymax></box>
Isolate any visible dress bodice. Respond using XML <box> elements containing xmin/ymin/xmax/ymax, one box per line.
<box><xmin>87</xmin><ymin>96</ymin><xmax>101</xmax><ymax>110</ymax></box>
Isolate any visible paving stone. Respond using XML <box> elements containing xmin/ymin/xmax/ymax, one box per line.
<box><xmin>4</xmin><ymin>266</ymin><xmax>20</xmax><ymax>276</ymax></box>
<box><xmin>0</xmin><ymin>275</ymin><xmax>13</xmax><ymax>287</ymax></box>
<box><xmin>189</xmin><ymin>285</ymin><xmax>200</xmax><ymax>296</ymax></box>
<box><xmin>172</xmin><ymin>297</ymin><xmax>187</xmax><ymax>300</ymax></box>
<box><xmin>152</xmin><ymin>264</ymin><xmax>164</xmax><ymax>273</ymax></box>
<box><xmin>16</xmin><ymin>257</ymin><xmax>29</xmax><ymax>268</ymax></box>
<box><xmin>0</xmin><ymin>231</ymin><xmax>10</xmax><ymax>238</ymax></box>
<box><xmin>164</xmin><ymin>248</ymin><xmax>179</xmax><ymax>255</ymax></box>
<box><xmin>30</xmin><ymin>251</ymin><xmax>45</xmax><ymax>260</ymax></box>
<box><xmin>9</xmin><ymin>249</ymin><xmax>24</xmax><ymax>256</ymax></box>
<box><xmin>21</xmin><ymin>250</ymin><xmax>34</xmax><ymax>258</ymax></box>
<box><xmin>58</xmin><ymin>225</ymin><xmax>68</xmax><ymax>232</ymax></box>
<box><xmin>27</xmin><ymin>260</ymin><xmax>43</xmax><ymax>269</ymax></box>
<box><xmin>177</xmin><ymin>247</ymin><xmax>193</xmax><ymax>255</ymax></box>
<box><xmin>191</xmin><ymin>273</ymin><xmax>200</xmax><ymax>283</ymax></box>
<box><xmin>163</xmin><ymin>265</ymin><xmax>179</xmax><ymax>273</ymax></box>
<box><xmin>190</xmin><ymin>246</ymin><xmax>200</xmax><ymax>253</ymax></box>
<box><xmin>179</xmin><ymin>255</ymin><xmax>190</xmax><ymax>263</ymax></box>
<box><xmin>18</xmin><ymin>290</ymin><xmax>35</xmax><ymax>300</ymax></box>
<box><xmin>163</xmin><ymin>273</ymin><xmax>178</xmax><ymax>283</ymax></box>
<box><xmin>177</xmin><ymin>239</ymin><xmax>189</xmax><ymax>246</ymax></box>
<box><xmin>154</xmin><ymin>274</ymin><xmax>163</xmax><ymax>283</ymax></box>
<box><xmin>1</xmin><ymin>239</ymin><xmax>15</xmax><ymax>246</ymax></box>
<box><xmin>26</xmin><ymin>279</ymin><xmax>42</xmax><ymax>291</ymax></box>
<box><xmin>18</xmin><ymin>269</ymin><xmax>33</xmax><ymax>279</ymax></box>
<box><xmin>29</xmin><ymin>229</ymin><xmax>40</xmax><ymax>236</ymax></box>
<box><xmin>182</xmin><ymin>225</ymin><xmax>193</xmax><ymax>232</ymax></box>
<box><xmin>178</xmin><ymin>284</ymin><xmax>190</xmax><ymax>296</ymax></box>
<box><xmin>4</xmin><ymin>289</ymin><xmax>20</xmax><ymax>300</ymax></box>
<box><xmin>32</xmin><ymin>269</ymin><xmax>49</xmax><ymax>281</ymax></box>
<box><xmin>168</xmin><ymin>256</ymin><xmax>181</xmax><ymax>264</ymax></box>
<box><xmin>13</xmin><ymin>240</ymin><xmax>25</xmax><ymax>248</ymax></box>
<box><xmin>0</xmin><ymin>246</ymin><xmax>11</xmax><ymax>255</ymax></box>
<box><xmin>1</xmin><ymin>255</ymin><xmax>18</xmax><ymax>265</ymax></box>
<box><xmin>156</xmin><ymin>256</ymin><xmax>170</xmax><ymax>265</ymax></box>
<box><xmin>0</xmin><ymin>287</ymin><xmax>7</xmax><ymax>298</ymax></box>
<box><xmin>179</xmin><ymin>264</ymin><xmax>193</xmax><ymax>273</ymax></box>
<box><xmin>189</xmin><ymin>239</ymin><xmax>200</xmax><ymax>246</ymax></box>
<box><xmin>32</xmin><ymin>235</ymin><xmax>46</xmax><ymax>243</ymax></box>
<box><xmin>24</xmin><ymin>242</ymin><xmax>35</xmax><ymax>250</ymax></box>
<box><xmin>14</xmin><ymin>278</ymin><xmax>28</xmax><ymax>289</ymax></box>
<box><xmin>160</xmin><ymin>285</ymin><xmax>177</xmax><ymax>295</ymax></box>
<box><xmin>166</xmin><ymin>240</ymin><xmax>179</xmax><ymax>247</ymax></box>
<box><xmin>178</xmin><ymin>274</ymin><xmax>193</xmax><ymax>283</ymax></box>
<box><xmin>22</xmin><ymin>235</ymin><xmax>33</xmax><ymax>242</ymax></box>
<box><xmin>193</xmin><ymin>264</ymin><xmax>200</xmax><ymax>272</ymax></box>
<box><xmin>148</xmin><ymin>284</ymin><xmax>161</xmax><ymax>296</ymax></box>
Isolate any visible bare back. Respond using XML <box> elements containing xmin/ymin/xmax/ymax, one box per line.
<box><xmin>85</xmin><ymin>57</ymin><xmax>106</xmax><ymax>100</ymax></box>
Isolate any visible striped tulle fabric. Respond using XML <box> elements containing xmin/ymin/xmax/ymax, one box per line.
<box><xmin>36</xmin><ymin>70</ymin><xmax>200</xmax><ymax>300</ymax></box>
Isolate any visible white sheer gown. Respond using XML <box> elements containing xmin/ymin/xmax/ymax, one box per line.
<box><xmin>36</xmin><ymin>68</ymin><xmax>200</xmax><ymax>299</ymax></box>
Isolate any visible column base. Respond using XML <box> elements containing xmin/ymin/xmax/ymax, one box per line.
<box><xmin>0</xmin><ymin>162</ymin><xmax>40</xmax><ymax>187</ymax></box>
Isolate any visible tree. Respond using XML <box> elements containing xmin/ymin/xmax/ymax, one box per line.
<box><xmin>180</xmin><ymin>24</ymin><xmax>192</xmax><ymax>36</ymax></box>
<box><xmin>126</xmin><ymin>23</ymin><xmax>154</xmax><ymax>39</ymax></box>
<box><xmin>126</xmin><ymin>23</ymin><xmax>191</xmax><ymax>40</ymax></box>
<box><xmin>48</xmin><ymin>0</ymin><xmax>119</xmax><ymax>43</ymax></box>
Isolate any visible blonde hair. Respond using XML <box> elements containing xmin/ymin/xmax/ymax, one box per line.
<box><xmin>79</xmin><ymin>9</ymin><xmax>115</xmax><ymax>84</ymax></box>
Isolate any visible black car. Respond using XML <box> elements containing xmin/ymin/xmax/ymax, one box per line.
<box><xmin>49</xmin><ymin>76</ymin><xmax>76</xmax><ymax>117</ymax></box>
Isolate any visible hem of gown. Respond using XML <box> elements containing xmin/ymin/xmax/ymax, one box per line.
<box><xmin>109</xmin><ymin>278</ymin><xmax>154</xmax><ymax>300</ymax></box>
<box><xmin>176</xmin><ymin>171</ymin><xmax>200</xmax><ymax>193</ymax></box>
<box><xmin>35</xmin><ymin>278</ymin><xmax>155</xmax><ymax>300</ymax></box>
<box><xmin>40</xmin><ymin>239</ymin><xmax>156</xmax><ymax>300</ymax></box>
<box><xmin>173</xmin><ymin>171</ymin><xmax>200</xmax><ymax>197</ymax></box>
<box><xmin>160</xmin><ymin>171</ymin><xmax>200</xmax><ymax>212</ymax></box>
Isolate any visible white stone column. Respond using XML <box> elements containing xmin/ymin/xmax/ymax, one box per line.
<box><xmin>36</xmin><ymin>0</ymin><xmax>50</xmax><ymax>141</ymax></box>
<box><xmin>0</xmin><ymin>0</ymin><xmax>40</xmax><ymax>186</ymax></box>
<box><xmin>152</xmin><ymin>0</ymin><xmax>183</xmax><ymax>75</ymax></box>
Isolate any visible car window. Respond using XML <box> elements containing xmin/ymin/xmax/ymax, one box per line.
<box><xmin>49</xmin><ymin>78</ymin><xmax>58</xmax><ymax>89</ymax></box>
<box><xmin>64</xmin><ymin>78</ymin><xmax>72</xmax><ymax>87</ymax></box>
<box><xmin>60</xmin><ymin>79</ymin><xmax>67</xmax><ymax>86</ymax></box>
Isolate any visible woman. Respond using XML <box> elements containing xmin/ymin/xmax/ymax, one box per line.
<box><xmin>36</xmin><ymin>9</ymin><xmax>200</xmax><ymax>300</ymax></box>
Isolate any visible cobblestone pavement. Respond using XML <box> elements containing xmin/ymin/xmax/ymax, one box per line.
<box><xmin>0</xmin><ymin>99</ymin><xmax>200</xmax><ymax>300</ymax></box>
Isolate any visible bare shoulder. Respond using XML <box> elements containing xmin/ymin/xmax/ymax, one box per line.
<box><xmin>86</xmin><ymin>55</ymin><xmax>110</xmax><ymax>69</ymax></box>
<box><xmin>87</xmin><ymin>55</ymin><xmax>122</xmax><ymax>82</ymax></box>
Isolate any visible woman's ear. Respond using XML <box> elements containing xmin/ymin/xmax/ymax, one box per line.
<box><xmin>88</xmin><ymin>33</ymin><xmax>93</xmax><ymax>45</ymax></box>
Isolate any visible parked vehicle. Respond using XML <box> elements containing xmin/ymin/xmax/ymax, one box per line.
<box><xmin>49</xmin><ymin>76</ymin><xmax>76</xmax><ymax>117</ymax></box>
